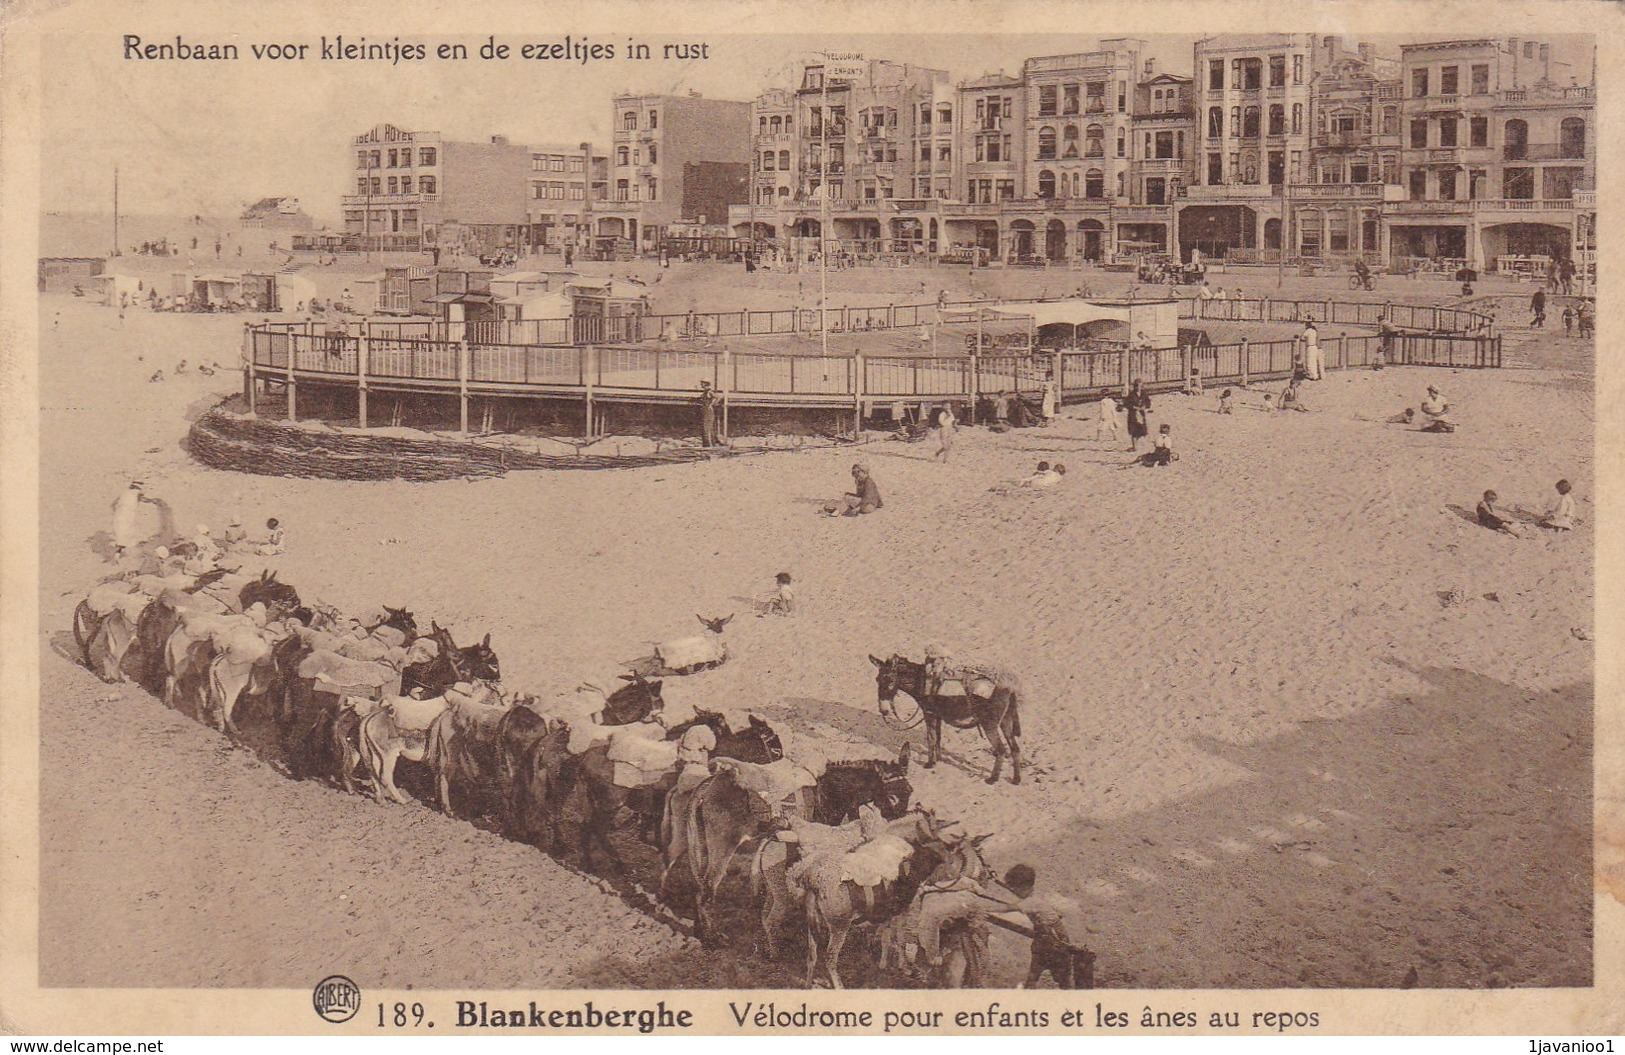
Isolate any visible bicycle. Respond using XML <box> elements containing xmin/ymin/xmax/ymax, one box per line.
<box><xmin>1348</xmin><ymin>273</ymin><xmax>1375</xmax><ymax>291</ymax></box>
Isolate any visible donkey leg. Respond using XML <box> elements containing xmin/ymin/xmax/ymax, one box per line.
<box><xmin>1004</xmin><ymin>705</ymin><xmax>1022</xmax><ymax>785</ymax></box>
<box><xmin>825</xmin><ymin>918</ymin><xmax>853</xmax><ymax>990</ymax></box>
<box><xmin>924</xmin><ymin>716</ymin><xmax>940</xmax><ymax>769</ymax></box>
<box><xmin>980</xmin><ymin>720</ymin><xmax>1007</xmax><ymax>786</ymax></box>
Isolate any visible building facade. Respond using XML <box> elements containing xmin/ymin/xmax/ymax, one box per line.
<box><xmin>594</xmin><ymin>92</ymin><xmax>753</xmax><ymax>251</ymax></box>
<box><xmin>525</xmin><ymin>143</ymin><xmax>608</xmax><ymax>250</ymax></box>
<box><xmin>342</xmin><ymin>125</ymin><xmax>530</xmax><ymax>253</ymax></box>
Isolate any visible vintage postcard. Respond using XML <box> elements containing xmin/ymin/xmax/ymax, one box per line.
<box><xmin>1</xmin><ymin>0</ymin><xmax>1621</xmax><ymax>1040</ymax></box>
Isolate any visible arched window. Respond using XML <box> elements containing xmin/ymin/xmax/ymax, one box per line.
<box><xmin>1085</xmin><ymin>169</ymin><xmax>1104</xmax><ymax>198</ymax></box>
<box><xmin>617</xmin><ymin>146</ymin><xmax>629</xmax><ymax>166</ymax></box>
<box><xmin>1071</xmin><ymin>172</ymin><xmax>1081</xmax><ymax>196</ymax></box>
<box><xmin>1243</xmin><ymin>107</ymin><xmax>1260</xmax><ymax>138</ymax></box>
<box><xmin>1085</xmin><ymin>124</ymin><xmax>1104</xmax><ymax>157</ymax></box>
<box><xmin>623</xmin><ymin>111</ymin><xmax>637</xmax><ymax>131</ymax></box>
<box><xmin>770</xmin><ymin>116</ymin><xmax>782</xmax><ymax>133</ymax></box>
<box><xmin>1116</xmin><ymin>129</ymin><xmax>1126</xmax><ymax>157</ymax></box>
<box><xmin>1504</xmin><ymin>118</ymin><xmax>1528</xmax><ymax>160</ymax></box>
<box><xmin>1038</xmin><ymin>126</ymin><xmax>1057</xmax><ymax>160</ymax></box>
<box><xmin>1268</xmin><ymin>105</ymin><xmax>1285</xmax><ymax>137</ymax></box>
<box><xmin>1063</xmin><ymin>125</ymin><xmax>1080</xmax><ymax>158</ymax></box>
<box><xmin>762</xmin><ymin>151</ymin><xmax>775</xmax><ymax>171</ymax></box>
<box><xmin>1208</xmin><ymin>107</ymin><xmax>1223</xmax><ymax>138</ymax></box>
<box><xmin>1038</xmin><ymin>170</ymin><xmax>1056</xmax><ymax>198</ymax></box>
<box><xmin>1560</xmin><ymin>117</ymin><xmax>1585</xmax><ymax>158</ymax></box>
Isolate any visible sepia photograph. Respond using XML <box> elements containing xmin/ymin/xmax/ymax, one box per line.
<box><xmin>1</xmin><ymin>0</ymin><xmax>1620</xmax><ymax>1039</ymax></box>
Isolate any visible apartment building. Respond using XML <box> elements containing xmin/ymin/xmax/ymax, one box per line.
<box><xmin>524</xmin><ymin>143</ymin><xmax>608</xmax><ymax>250</ymax></box>
<box><xmin>342</xmin><ymin>125</ymin><xmax>531</xmax><ymax>253</ymax></box>
<box><xmin>594</xmin><ymin>92</ymin><xmax>752</xmax><ymax>251</ymax></box>
<box><xmin>1123</xmin><ymin>65</ymin><xmax>1195</xmax><ymax>257</ymax></box>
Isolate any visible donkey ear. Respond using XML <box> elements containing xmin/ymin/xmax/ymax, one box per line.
<box><xmin>696</xmin><ymin>614</ymin><xmax>707</xmax><ymax>626</ymax></box>
<box><xmin>482</xmin><ymin>632</ymin><xmax>491</xmax><ymax>648</ymax></box>
<box><xmin>722</xmin><ymin>614</ymin><xmax>734</xmax><ymax>626</ymax></box>
<box><xmin>868</xmin><ymin>654</ymin><xmax>884</xmax><ymax>667</ymax></box>
<box><xmin>970</xmin><ymin>833</ymin><xmax>993</xmax><ymax>847</ymax></box>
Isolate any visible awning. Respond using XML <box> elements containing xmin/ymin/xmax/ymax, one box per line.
<box><xmin>979</xmin><ymin>300</ymin><xmax>1144</xmax><ymax>327</ymax></box>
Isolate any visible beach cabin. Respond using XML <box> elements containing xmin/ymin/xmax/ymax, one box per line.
<box><xmin>567</xmin><ymin>280</ymin><xmax>651</xmax><ymax>343</ymax></box>
<box><xmin>92</xmin><ymin>272</ymin><xmax>143</xmax><ymax>307</ymax></box>
<box><xmin>38</xmin><ymin>257</ymin><xmax>106</xmax><ymax>293</ymax></box>
<box><xmin>979</xmin><ymin>298</ymin><xmax>1180</xmax><ymax>352</ymax></box>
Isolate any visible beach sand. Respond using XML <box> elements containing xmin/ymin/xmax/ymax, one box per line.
<box><xmin>33</xmin><ymin>269</ymin><xmax>1593</xmax><ymax>989</ymax></box>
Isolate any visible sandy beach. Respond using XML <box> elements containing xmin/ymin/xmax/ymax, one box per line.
<box><xmin>34</xmin><ymin>260</ymin><xmax>1593</xmax><ymax>990</ymax></box>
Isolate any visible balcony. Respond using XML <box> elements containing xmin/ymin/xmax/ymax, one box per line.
<box><xmin>1384</xmin><ymin>199</ymin><xmax>1471</xmax><ymax>214</ymax></box>
<box><xmin>341</xmin><ymin>192</ymin><xmax>435</xmax><ymax>206</ymax></box>
<box><xmin>1503</xmin><ymin>143</ymin><xmax>1587</xmax><ymax>162</ymax></box>
<box><xmin>755</xmin><ymin>133</ymin><xmax>794</xmax><ymax>145</ymax></box>
<box><xmin>1134</xmin><ymin>158</ymin><xmax>1187</xmax><ymax>174</ymax></box>
<box><xmin>1426</xmin><ymin>147</ymin><xmax>1463</xmax><ymax>164</ymax></box>
<box><xmin>1287</xmin><ymin>182</ymin><xmax>1394</xmax><ymax>200</ymax></box>
<box><xmin>1184</xmin><ymin>183</ymin><xmax>1281</xmax><ymax>200</ymax></box>
<box><xmin>1574</xmin><ymin>190</ymin><xmax>1596</xmax><ymax>209</ymax></box>
<box><xmin>1472</xmin><ymin>197</ymin><xmax>1578</xmax><ymax>213</ymax></box>
<box><xmin>1113</xmin><ymin>204</ymin><xmax>1173</xmax><ymax>221</ymax></box>
<box><xmin>1315</xmin><ymin>130</ymin><xmax>1369</xmax><ymax>149</ymax></box>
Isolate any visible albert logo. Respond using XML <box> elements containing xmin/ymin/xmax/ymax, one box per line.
<box><xmin>312</xmin><ymin>975</ymin><xmax>361</xmax><ymax>1024</ymax></box>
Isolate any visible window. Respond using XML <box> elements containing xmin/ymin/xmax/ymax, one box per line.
<box><xmin>1085</xmin><ymin>125</ymin><xmax>1104</xmax><ymax>157</ymax></box>
<box><xmin>616</xmin><ymin>179</ymin><xmax>629</xmax><ymax>201</ymax></box>
<box><xmin>1085</xmin><ymin>169</ymin><xmax>1104</xmax><ymax>198</ymax></box>
<box><xmin>1268</xmin><ymin>104</ymin><xmax>1284</xmax><ymax>136</ymax></box>
<box><xmin>647</xmin><ymin>178</ymin><xmax>657</xmax><ymax>199</ymax></box>
<box><xmin>419</xmin><ymin>148</ymin><xmax>436</xmax><ymax>166</ymax></box>
<box><xmin>419</xmin><ymin>176</ymin><xmax>435</xmax><ymax>195</ymax></box>
<box><xmin>370</xmin><ymin>150</ymin><xmax>382</xmax><ymax>167</ymax></box>
<box><xmin>938</xmin><ymin>143</ymin><xmax>952</xmax><ymax>162</ymax></box>
<box><xmin>1209</xmin><ymin>60</ymin><xmax>1224</xmax><ymax>90</ymax></box>
<box><xmin>1038</xmin><ymin>170</ymin><xmax>1056</xmax><ymax>198</ymax></box>
<box><xmin>569</xmin><ymin>185</ymin><xmax>584</xmax><ymax>200</ymax></box>
<box><xmin>1503</xmin><ymin>166</ymin><xmax>1534</xmax><ymax>199</ymax></box>
<box><xmin>1410</xmin><ymin>119</ymin><xmax>1428</xmax><ymax>148</ymax></box>
<box><xmin>1242</xmin><ymin>59</ymin><xmax>1261</xmax><ymax>90</ymax></box>
<box><xmin>1064</xmin><ymin>84</ymin><xmax>1080</xmax><ymax>114</ymax></box>
<box><xmin>1408</xmin><ymin>170</ymin><xmax>1426</xmax><ymax>200</ymax></box>
<box><xmin>387</xmin><ymin>176</ymin><xmax>398</xmax><ymax>194</ymax></box>
<box><xmin>355</xmin><ymin>151</ymin><xmax>369</xmax><ymax>168</ymax></box>
<box><xmin>1039</xmin><ymin>86</ymin><xmax>1057</xmax><ymax>115</ymax></box>
<box><xmin>1293</xmin><ymin>54</ymin><xmax>1303</xmax><ymax>83</ymax></box>
<box><xmin>1291</xmin><ymin>104</ymin><xmax>1303</xmax><ymax>134</ymax></box>
<box><xmin>1177</xmin><ymin>131</ymin><xmax>1185</xmax><ymax>157</ymax></box>
<box><xmin>356</xmin><ymin>178</ymin><xmax>369</xmax><ymax>195</ymax></box>
<box><xmin>1268</xmin><ymin>150</ymin><xmax>1284</xmax><ymax>185</ymax></box>
<box><xmin>1155</xmin><ymin>130</ymin><xmax>1175</xmax><ymax>159</ymax></box>
<box><xmin>1270</xmin><ymin>55</ymin><xmax>1286</xmax><ymax>87</ymax></box>
<box><xmin>1061</xmin><ymin>125</ymin><xmax>1079</xmax><ymax>159</ymax></box>
<box><xmin>939</xmin><ymin>106</ymin><xmax>952</xmax><ymax>124</ymax></box>
<box><xmin>1383</xmin><ymin>107</ymin><xmax>1399</xmax><ymax>135</ymax></box>
<box><xmin>1208</xmin><ymin>152</ymin><xmax>1223</xmax><ymax>184</ymax></box>
<box><xmin>1560</xmin><ymin>117</ymin><xmax>1586</xmax><ymax>159</ymax></box>
<box><xmin>370</xmin><ymin>177</ymin><xmax>382</xmax><ymax>194</ymax></box>
<box><xmin>779</xmin><ymin>149</ymin><xmax>789</xmax><ymax>168</ymax></box>
<box><xmin>1037</xmin><ymin>126</ymin><xmax>1056</xmax><ymax>159</ymax></box>
<box><xmin>648</xmin><ymin>110</ymin><xmax>658</xmax><ymax>129</ymax></box>
<box><xmin>1349</xmin><ymin>163</ymin><xmax>1368</xmax><ymax>183</ymax></box>
<box><xmin>1230</xmin><ymin>106</ymin><xmax>1241</xmax><ymax>137</ymax></box>
<box><xmin>387</xmin><ymin>149</ymin><xmax>398</xmax><ymax>167</ymax></box>
<box><xmin>1411</xmin><ymin>68</ymin><xmax>1428</xmax><ymax>98</ymax></box>
<box><xmin>1208</xmin><ymin>106</ymin><xmax>1223</xmax><ymax>138</ymax></box>
<box><xmin>1382</xmin><ymin>156</ymin><xmax>1400</xmax><ymax>185</ymax></box>
<box><xmin>617</xmin><ymin>146</ymin><xmax>629</xmax><ymax>166</ymax></box>
<box><xmin>1503</xmin><ymin>119</ymin><xmax>1528</xmax><ymax>160</ymax></box>
<box><xmin>1146</xmin><ymin>177</ymin><xmax>1166</xmax><ymax>205</ymax></box>
<box><xmin>762</xmin><ymin>151</ymin><xmax>775</xmax><ymax>171</ymax></box>
<box><xmin>1118</xmin><ymin>81</ymin><xmax>1127</xmax><ymax>112</ymax></box>
<box><xmin>919</xmin><ymin>143</ymin><xmax>931</xmax><ymax>162</ymax></box>
<box><xmin>623</xmin><ymin>111</ymin><xmax>637</xmax><ymax>130</ymax></box>
<box><xmin>1439</xmin><ymin>118</ymin><xmax>1457</xmax><ymax>147</ymax></box>
<box><xmin>1438</xmin><ymin>170</ymin><xmax>1457</xmax><ymax>200</ymax></box>
<box><xmin>1243</xmin><ymin>106</ymin><xmax>1260</xmax><ymax>138</ymax></box>
<box><xmin>400</xmin><ymin>176</ymin><xmax>412</xmax><ymax>193</ymax></box>
<box><xmin>759</xmin><ymin>117</ymin><xmax>767</xmax><ymax>134</ymax></box>
<box><xmin>1471</xmin><ymin>64</ymin><xmax>1489</xmax><ymax>94</ymax></box>
<box><xmin>1116</xmin><ymin>129</ymin><xmax>1126</xmax><ymax>157</ymax></box>
<box><xmin>569</xmin><ymin>156</ymin><xmax>584</xmax><ymax>172</ymax></box>
<box><xmin>648</xmin><ymin>145</ymin><xmax>658</xmax><ymax>165</ymax></box>
<box><xmin>1440</xmin><ymin>66</ymin><xmax>1458</xmax><ymax>96</ymax></box>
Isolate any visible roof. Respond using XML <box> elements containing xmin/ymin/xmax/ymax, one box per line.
<box><xmin>980</xmin><ymin>299</ymin><xmax>1173</xmax><ymax>327</ymax></box>
<box><xmin>427</xmin><ymin>292</ymin><xmax>495</xmax><ymax>304</ymax></box>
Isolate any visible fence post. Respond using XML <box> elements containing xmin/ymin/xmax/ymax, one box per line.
<box><xmin>969</xmin><ymin>351</ymin><xmax>981</xmax><ymax>425</ymax></box>
<box><xmin>1240</xmin><ymin>337</ymin><xmax>1250</xmax><ymax>388</ymax></box>
<box><xmin>243</xmin><ymin>325</ymin><xmax>257</xmax><ymax>416</ymax></box>
<box><xmin>853</xmin><ymin>352</ymin><xmax>866</xmax><ymax>437</ymax></box>
<box><xmin>458</xmin><ymin>339</ymin><xmax>470</xmax><ymax>435</ymax></box>
<box><xmin>357</xmin><ymin>330</ymin><xmax>370</xmax><ymax>428</ymax></box>
<box><xmin>286</xmin><ymin>346</ymin><xmax>297</xmax><ymax>422</ymax></box>
<box><xmin>583</xmin><ymin>345</ymin><xmax>596</xmax><ymax>439</ymax></box>
<box><xmin>1337</xmin><ymin>330</ymin><xmax>1347</xmax><ymax>371</ymax></box>
<box><xmin>1052</xmin><ymin>349</ymin><xmax>1064</xmax><ymax>402</ymax></box>
<box><xmin>1261</xmin><ymin>295</ymin><xmax>1270</xmax><ymax>323</ymax></box>
<box><xmin>719</xmin><ymin>347</ymin><xmax>731</xmax><ymax>442</ymax></box>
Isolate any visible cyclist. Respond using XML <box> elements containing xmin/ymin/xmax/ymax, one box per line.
<box><xmin>1352</xmin><ymin>259</ymin><xmax>1373</xmax><ymax>291</ymax></box>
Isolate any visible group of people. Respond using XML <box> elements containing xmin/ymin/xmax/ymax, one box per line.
<box><xmin>1476</xmin><ymin>479</ymin><xmax>1576</xmax><ymax>538</ymax></box>
<box><xmin>110</xmin><ymin>481</ymin><xmax>283</xmax><ymax>565</ymax></box>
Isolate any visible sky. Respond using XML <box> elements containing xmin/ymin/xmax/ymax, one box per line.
<box><xmin>40</xmin><ymin>31</ymin><xmax>1592</xmax><ymax>224</ymax></box>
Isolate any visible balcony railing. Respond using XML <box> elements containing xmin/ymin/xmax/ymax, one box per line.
<box><xmin>1288</xmin><ymin>182</ymin><xmax>1388</xmax><ymax>199</ymax></box>
<box><xmin>1471</xmin><ymin>197</ymin><xmax>1578</xmax><ymax>212</ymax></box>
<box><xmin>1386</xmin><ymin>199</ymin><xmax>1472</xmax><ymax>213</ymax></box>
<box><xmin>1503</xmin><ymin>143</ymin><xmax>1587</xmax><ymax>162</ymax></box>
<box><xmin>1315</xmin><ymin>130</ymin><xmax>1369</xmax><ymax>148</ymax></box>
<box><xmin>1427</xmin><ymin>147</ymin><xmax>1463</xmax><ymax>163</ymax></box>
<box><xmin>341</xmin><ymin>192</ymin><xmax>436</xmax><ymax>206</ymax></box>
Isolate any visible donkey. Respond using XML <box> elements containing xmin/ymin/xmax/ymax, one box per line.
<box><xmin>870</xmin><ymin>653</ymin><xmax>1024</xmax><ymax>785</ymax></box>
<box><xmin>239</xmin><ymin>569</ymin><xmax>301</xmax><ymax>620</ymax></box>
<box><xmin>401</xmin><ymin>622</ymin><xmax>500</xmax><ymax>698</ymax></box>
<box><xmin>813</xmin><ymin>743</ymin><xmax>914</xmax><ymax>825</ymax></box>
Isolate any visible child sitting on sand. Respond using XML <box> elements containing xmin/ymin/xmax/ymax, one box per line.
<box><xmin>1183</xmin><ymin>367</ymin><xmax>1204</xmax><ymax>397</ymax></box>
<box><xmin>1279</xmin><ymin>378</ymin><xmax>1310</xmax><ymax>413</ymax></box>
<box><xmin>1541</xmin><ymin>479</ymin><xmax>1576</xmax><ymax>531</ymax></box>
<box><xmin>1137</xmin><ymin>424</ymin><xmax>1176</xmax><ymax>467</ymax></box>
<box><xmin>1218</xmin><ymin>389</ymin><xmax>1234</xmax><ymax>415</ymax></box>
<box><xmin>1476</xmin><ymin>491</ymin><xmax>1524</xmax><ymax>537</ymax></box>
<box><xmin>758</xmin><ymin>572</ymin><xmax>796</xmax><ymax>616</ymax></box>
<box><xmin>256</xmin><ymin>517</ymin><xmax>285</xmax><ymax>556</ymax></box>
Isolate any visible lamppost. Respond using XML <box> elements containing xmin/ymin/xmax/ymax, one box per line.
<box><xmin>362</xmin><ymin>154</ymin><xmax>378</xmax><ymax>262</ymax></box>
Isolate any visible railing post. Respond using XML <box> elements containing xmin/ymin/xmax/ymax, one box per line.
<box><xmin>1261</xmin><ymin>295</ymin><xmax>1271</xmax><ymax>323</ymax></box>
<box><xmin>357</xmin><ymin>330</ymin><xmax>370</xmax><ymax>428</ymax></box>
<box><xmin>1052</xmin><ymin>349</ymin><xmax>1064</xmax><ymax>402</ymax></box>
<box><xmin>719</xmin><ymin>347</ymin><xmax>730</xmax><ymax>442</ymax></box>
<box><xmin>583</xmin><ymin>345</ymin><xmax>596</xmax><ymax>439</ymax></box>
<box><xmin>286</xmin><ymin>340</ymin><xmax>297</xmax><ymax>422</ymax></box>
<box><xmin>243</xmin><ymin>325</ymin><xmax>257</xmax><ymax>416</ymax></box>
<box><xmin>458</xmin><ymin>338</ymin><xmax>470</xmax><ymax>435</ymax></box>
<box><xmin>1240</xmin><ymin>337</ymin><xmax>1250</xmax><ymax>389</ymax></box>
<box><xmin>853</xmin><ymin>352</ymin><xmax>866</xmax><ymax>437</ymax></box>
<box><xmin>1337</xmin><ymin>331</ymin><xmax>1347</xmax><ymax>371</ymax></box>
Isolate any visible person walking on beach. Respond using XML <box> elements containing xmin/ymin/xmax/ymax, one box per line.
<box><xmin>1040</xmin><ymin>379</ymin><xmax>1057</xmax><ymax>426</ymax></box>
<box><xmin>698</xmin><ymin>381</ymin><xmax>720</xmax><ymax>447</ymax></box>
<box><xmin>1562</xmin><ymin>305</ymin><xmax>1575</xmax><ymax>336</ymax></box>
<box><xmin>1097</xmin><ymin>394</ymin><xmax>1122</xmax><ymax>441</ymax></box>
<box><xmin>1531</xmin><ymin>288</ymin><xmax>1547</xmax><ymax>328</ymax></box>
<box><xmin>1123</xmin><ymin>380</ymin><xmax>1151</xmax><ymax>452</ymax></box>
<box><xmin>934</xmin><ymin>403</ymin><xmax>957</xmax><ymax>462</ymax></box>
<box><xmin>1301</xmin><ymin>322</ymin><xmax>1324</xmax><ymax>380</ymax></box>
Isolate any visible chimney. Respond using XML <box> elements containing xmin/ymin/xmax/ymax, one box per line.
<box><xmin>1144</xmin><ymin>57</ymin><xmax>1156</xmax><ymax>76</ymax></box>
<box><xmin>1540</xmin><ymin>43</ymin><xmax>1551</xmax><ymax>82</ymax></box>
<box><xmin>490</xmin><ymin>134</ymin><xmax>508</xmax><ymax>146</ymax></box>
<box><xmin>1358</xmin><ymin>43</ymin><xmax>1374</xmax><ymax>66</ymax></box>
